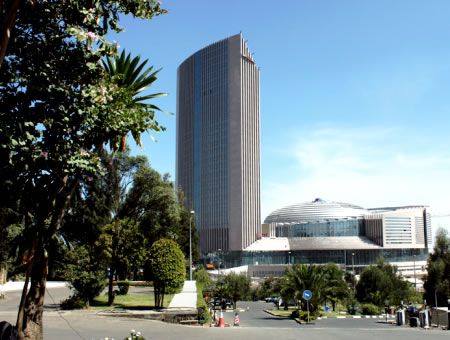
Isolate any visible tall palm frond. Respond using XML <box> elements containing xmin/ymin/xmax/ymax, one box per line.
<box><xmin>102</xmin><ymin>50</ymin><xmax>167</xmax><ymax>149</ymax></box>
<box><xmin>102</xmin><ymin>50</ymin><xmax>167</xmax><ymax>106</ymax></box>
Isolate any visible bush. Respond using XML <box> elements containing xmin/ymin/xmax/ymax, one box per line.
<box><xmin>346</xmin><ymin>301</ymin><xmax>359</xmax><ymax>315</ymax></box>
<box><xmin>299</xmin><ymin>311</ymin><xmax>316</xmax><ymax>322</ymax></box>
<box><xmin>117</xmin><ymin>280</ymin><xmax>130</xmax><ymax>295</ymax></box>
<box><xmin>290</xmin><ymin>309</ymin><xmax>316</xmax><ymax>321</ymax></box>
<box><xmin>63</xmin><ymin>245</ymin><xmax>107</xmax><ymax>305</ymax></box>
<box><xmin>361</xmin><ymin>303</ymin><xmax>380</xmax><ymax>315</ymax></box>
<box><xmin>60</xmin><ymin>294</ymin><xmax>88</xmax><ymax>310</ymax></box>
<box><xmin>197</xmin><ymin>305</ymin><xmax>210</xmax><ymax>325</ymax></box>
<box><xmin>67</xmin><ymin>269</ymin><xmax>107</xmax><ymax>305</ymax></box>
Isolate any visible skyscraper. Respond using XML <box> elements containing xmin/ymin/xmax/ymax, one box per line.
<box><xmin>176</xmin><ymin>33</ymin><xmax>261</xmax><ymax>253</ymax></box>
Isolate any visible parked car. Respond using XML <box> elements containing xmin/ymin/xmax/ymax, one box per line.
<box><xmin>265</xmin><ymin>296</ymin><xmax>279</xmax><ymax>303</ymax></box>
<box><xmin>212</xmin><ymin>298</ymin><xmax>232</xmax><ymax>309</ymax></box>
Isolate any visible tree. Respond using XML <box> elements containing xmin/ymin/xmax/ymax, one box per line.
<box><xmin>223</xmin><ymin>273</ymin><xmax>251</xmax><ymax>309</ymax></box>
<box><xmin>101</xmin><ymin>218</ymin><xmax>147</xmax><ymax>305</ymax></box>
<box><xmin>147</xmin><ymin>239</ymin><xmax>185</xmax><ymax>308</ymax></box>
<box><xmin>63</xmin><ymin>245</ymin><xmax>107</xmax><ymax>307</ymax></box>
<box><xmin>321</xmin><ymin>263</ymin><xmax>349</xmax><ymax>311</ymax></box>
<box><xmin>121</xmin><ymin>167</ymin><xmax>182</xmax><ymax>246</ymax></box>
<box><xmin>0</xmin><ymin>1</ymin><xmax>166</xmax><ymax>338</ymax></box>
<box><xmin>282</xmin><ymin>264</ymin><xmax>325</xmax><ymax>313</ymax></box>
<box><xmin>356</xmin><ymin>259</ymin><xmax>414</xmax><ymax>307</ymax></box>
<box><xmin>423</xmin><ymin>228</ymin><xmax>450</xmax><ymax>307</ymax></box>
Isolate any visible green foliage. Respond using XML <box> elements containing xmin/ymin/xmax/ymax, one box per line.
<box><xmin>148</xmin><ymin>239</ymin><xmax>185</xmax><ymax>308</ymax></box>
<box><xmin>222</xmin><ymin>273</ymin><xmax>251</xmax><ymax>309</ymax></box>
<box><xmin>117</xmin><ymin>280</ymin><xmax>130</xmax><ymax>295</ymax></box>
<box><xmin>356</xmin><ymin>259</ymin><xmax>414</xmax><ymax>307</ymax></box>
<box><xmin>360</xmin><ymin>303</ymin><xmax>381</xmax><ymax>315</ymax></box>
<box><xmin>290</xmin><ymin>309</ymin><xmax>300</xmax><ymax>318</ymax></box>
<box><xmin>0</xmin><ymin>221</ymin><xmax>22</xmax><ymax>270</ymax></box>
<box><xmin>0</xmin><ymin>0</ymin><xmax>168</xmax><ymax>336</ymax></box>
<box><xmin>423</xmin><ymin>228</ymin><xmax>450</xmax><ymax>307</ymax></box>
<box><xmin>64</xmin><ymin>246</ymin><xmax>107</xmax><ymax>305</ymax></box>
<box><xmin>282</xmin><ymin>264</ymin><xmax>325</xmax><ymax>313</ymax></box>
<box><xmin>297</xmin><ymin>311</ymin><xmax>315</xmax><ymax>321</ymax></box>
<box><xmin>321</xmin><ymin>263</ymin><xmax>349</xmax><ymax>308</ymax></box>
<box><xmin>252</xmin><ymin>277</ymin><xmax>276</xmax><ymax>301</ymax></box>
<box><xmin>345</xmin><ymin>294</ymin><xmax>359</xmax><ymax>315</ymax></box>
<box><xmin>193</xmin><ymin>267</ymin><xmax>212</xmax><ymax>288</ymax></box>
<box><xmin>276</xmin><ymin>263</ymin><xmax>351</xmax><ymax>314</ymax></box>
<box><xmin>121</xmin><ymin>167</ymin><xmax>182</xmax><ymax>247</ymax></box>
<box><xmin>197</xmin><ymin>303</ymin><xmax>210</xmax><ymax>325</ymax></box>
<box><xmin>60</xmin><ymin>294</ymin><xmax>88</xmax><ymax>310</ymax></box>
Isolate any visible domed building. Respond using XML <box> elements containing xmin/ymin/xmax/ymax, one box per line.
<box><xmin>213</xmin><ymin>199</ymin><xmax>431</xmax><ymax>281</ymax></box>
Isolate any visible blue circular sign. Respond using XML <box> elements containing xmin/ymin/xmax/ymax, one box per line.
<box><xmin>303</xmin><ymin>290</ymin><xmax>312</xmax><ymax>300</ymax></box>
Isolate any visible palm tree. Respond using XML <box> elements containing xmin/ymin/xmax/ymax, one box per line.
<box><xmin>321</xmin><ymin>263</ymin><xmax>349</xmax><ymax>311</ymax></box>
<box><xmin>102</xmin><ymin>50</ymin><xmax>167</xmax><ymax>150</ymax></box>
<box><xmin>284</xmin><ymin>264</ymin><xmax>325</xmax><ymax>313</ymax></box>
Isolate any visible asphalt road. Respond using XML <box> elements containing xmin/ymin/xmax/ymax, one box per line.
<box><xmin>1</xmin><ymin>289</ymin><xmax>448</xmax><ymax>340</ymax></box>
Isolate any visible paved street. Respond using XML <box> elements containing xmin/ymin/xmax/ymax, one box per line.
<box><xmin>1</xmin><ymin>288</ymin><xmax>448</xmax><ymax>340</ymax></box>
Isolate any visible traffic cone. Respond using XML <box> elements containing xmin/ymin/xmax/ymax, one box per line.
<box><xmin>218</xmin><ymin>310</ymin><xmax>225</xmax><ymax>328</ymax></box>
<box><xmin>233</xmin><ymin>312</ymin><xmax>240</xmax><ymax>326</ymax></box>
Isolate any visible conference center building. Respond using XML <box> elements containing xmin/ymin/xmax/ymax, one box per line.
<box><xmin>213</xmin><ymin>199</ymin><xmax>431</xmax><ymax>279</ymax></box>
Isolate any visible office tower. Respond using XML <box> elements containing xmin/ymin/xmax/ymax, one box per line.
<box><xmin>176</xmin><ymin>33</ymin><xmax>261</xmax><ymax>253</ymax></box>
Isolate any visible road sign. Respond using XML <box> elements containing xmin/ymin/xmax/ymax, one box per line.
<box><xmin>303</xmin><ymin>290</ymin><xmax>312</xmax><ymax>301</ymax></box>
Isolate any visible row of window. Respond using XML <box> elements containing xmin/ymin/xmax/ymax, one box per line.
<box><xmin>212</xmin><ymin>248</ymin><xmax>429</xmax><ymax>268</ymax></box>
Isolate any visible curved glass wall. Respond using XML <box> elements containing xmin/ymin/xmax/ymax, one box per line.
<box><xmin>211</xmin><ymin>248</ymin><xmax>429</xmax><ymax>271</ymax></box>
<box><xmin>276</xmin><ymin>219</ymin><xmax>363</xmax><ymax>237</ymax></box>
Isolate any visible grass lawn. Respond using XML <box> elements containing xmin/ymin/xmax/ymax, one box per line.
<box><xmin>267</xmin><ymin>306</ymin><xmax>352</xmax><ymax>318</ymax></box>
<box><xmin>92</xmin><ymin>292</ymin><xmax>174</xmax><ymax>310</ymax></box>
<box><xmin>266</xmin><ymin>306</ymin><xmax>298</xmax><ymax>317</ymax></box>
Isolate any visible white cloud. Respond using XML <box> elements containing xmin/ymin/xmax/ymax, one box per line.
<box><xmin>261</xmin><ymin>125</ymin><xmax>450</xmax><ymax>237</ymax></box>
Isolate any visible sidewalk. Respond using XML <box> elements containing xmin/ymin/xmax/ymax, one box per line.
<box><xmin>0</xmin><ymin>281</ymin><xmax>67</xmax><ymax>293</ymax></box>
<box><xmin>167</xmin><ymin>280</ymin><xmax>197</xmax><ymax>309</ymax></box>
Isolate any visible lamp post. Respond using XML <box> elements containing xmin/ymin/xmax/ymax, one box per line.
<box><xmin>351</xmin><ymin>252</ymin><xmax>355</xmax><ymax>275</ymax></box>
<box><xmin>189</xmin><ymin>210</ymin><xmax>195</xmax><ymax>281</ymax></box>
<box><xmin>413</xmin><ymin>255</ymin><xmax>417</xmax><ymax>291</ymax></box>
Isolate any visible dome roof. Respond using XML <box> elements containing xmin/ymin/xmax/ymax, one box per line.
<box><xmin>264</xmin><ymin>198</ymin><xmax>368</xmax><ymax>224</ymax></box>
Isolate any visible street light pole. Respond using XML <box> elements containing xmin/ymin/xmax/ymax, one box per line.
<box><xmin>351</xmin><ymin>252</ymin><xmax>355</xmax><ymax>275</ymax></box>
<box><xmin>189</xmin><ymin>210</ymin><xmax>195</xmax><ymax>281</ymax></box>
<box><xmin>413</xmin><ymin>255</ymin><xmax>417</xmax><ymax>291</ymax></box>
<box><xmin>351</xmin><ymin>252</ymin><xmax>356</xmax><ymax>291</ymax></box>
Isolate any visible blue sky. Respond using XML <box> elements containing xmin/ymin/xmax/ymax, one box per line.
<box><xmin>115</xmin><ymin>0</ymin><xmax>450</xmax><ymax>234</ymax></box>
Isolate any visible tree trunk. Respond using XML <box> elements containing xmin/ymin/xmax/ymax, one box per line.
<box><xmin>0</xmin><ymin>0</ymin><xmax>21</xmax><ymax>67</ymax></box>
<box><xmin>17</xmin><ymin>243</ymin><xmax>48</xmax><ymax>340</ymax></box>
<box><xmin>16</xmin><ymin>179</ymin><xmax>78</xmax><ymax>339</ymax></box>
<box><xmin>107</xmin><ymin>265</ymin><xmax>115</xmax><ymax>306</ymax></box>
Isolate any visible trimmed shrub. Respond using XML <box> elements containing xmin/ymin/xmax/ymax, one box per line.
<box><xmin>361</xmin><ymin>303</ymin><xmax>380</xmax><ymax>315</ymax></box>
<box><xmin>197</xmin><ymin>305</ymin><xmax>210</xmax><ymax>324</ymax></box>
<box><xmin>60</xmin><ymin>294</ymin><xmax>88</xmax><ymax>310</ymax></box>
<box><xmin>117</xmin><ymin>280</ymin><xmax>130</xmax><ymax>295</ymax></box>
<box><xmin>298</xmin><ymin>311</ymin><xmax>316</xmax><ymax>321</ymax></box>
<box><xmin>290</xmin><ymin>309</ymin><xmax>300</xmax><ymax>318</ymax></box>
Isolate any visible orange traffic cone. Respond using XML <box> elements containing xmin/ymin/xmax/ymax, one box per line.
<box><xmin>233</xmin><ymin>312</ymin><xmax>240</xmax><ymax>326</ymax></box>
<box><xmin>218</xmin><ymin>310</ymin><xmax>225</xmax><ymax>328</ymax></box>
